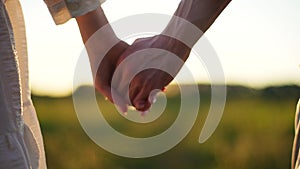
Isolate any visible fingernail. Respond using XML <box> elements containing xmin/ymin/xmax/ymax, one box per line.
<box><xmin>150</xmin><ymin>97</ymin><xmax>157</xmax><ymax>104</ymax></box>
<box><xmin>141</xmin><ymin>111</ymin><xmax>149</xmax><ymax>117</ymax></box>
<box><xmin>136</xmin><ymin>101</ymin><xmax>146</xmax><ymax>110</ymax></box>
<box><xmin>116</xmin><ymin>104</ymin><xmax>128</xmax><ymax>115</ymax></box>
<box><xmin>148</xmin><ymin>90</ymin><xmax>160</xmax><ymax>104</ymax></box>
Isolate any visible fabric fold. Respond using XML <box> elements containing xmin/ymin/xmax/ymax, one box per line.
<box><xmin>44</xmin><ymin>0</ymin><xmax>105</xmax><ymax>25</ymax></box>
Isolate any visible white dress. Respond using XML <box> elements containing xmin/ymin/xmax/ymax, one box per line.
<box><xmin>292</xmin><ymin>100</ymin><xmax>300</xmax><ymax>169</ymax></box>
<box><xmin>0</xmin><ymin>0</ymin><xmax>103</xmax><ymax>168</ymax></box>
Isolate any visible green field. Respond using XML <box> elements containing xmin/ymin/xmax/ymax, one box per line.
<box><xmin>32</xmin><ymin>85</ymin><xmax>299</xmax><ymax>169</ymax></box>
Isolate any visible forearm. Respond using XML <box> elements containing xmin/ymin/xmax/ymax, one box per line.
<box><xmin>175</xmin><ymin>0</ymin><xmax>231</xmax><ymax>33</ymax></box>
<box><xmin>75</xmin><ymin>6</ymin><xmax>120</xmax><ymax>79</ymax></box>
<box><xmin>75</xmin><ymin>6</ymin><xmax>116</xmax><ymax>43</ymax></box>
<box><xmin>163</xmin><ymin>0</ymin><xmax>231</xmax><ymax>47</ymax></box>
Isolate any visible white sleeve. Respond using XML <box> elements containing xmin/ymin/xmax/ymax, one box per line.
<box><xmin>44</xmin><ymin>0</ymin><xmax>106</xmax><ymax>25</ymax></box>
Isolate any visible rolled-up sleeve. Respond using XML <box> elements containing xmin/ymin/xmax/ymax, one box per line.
<box><xmin>44</xmin><ymin>0</ymin><xmax>106</xmax><ymax>25</ymax></box>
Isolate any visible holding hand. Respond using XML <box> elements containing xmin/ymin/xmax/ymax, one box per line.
<box><xmin>114</xmin><ymin>35</ymin><xmax>191</xmax><ymax>112</ymax></box>
<box><xmin>77</xmin><ymin>0</ymin><xmax>231</xmax><ymax>114</ymax></box>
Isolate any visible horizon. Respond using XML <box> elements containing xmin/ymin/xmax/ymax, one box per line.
<box><xmin>32</xmin><ymin>83</ymin><xmax>300</xmax><ymax>98</ymax></box>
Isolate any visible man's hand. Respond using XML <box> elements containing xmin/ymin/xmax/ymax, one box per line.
<box><xmin>76</xmin><ymin>0</ymin><xmax>231</xmax><ymax>114</ymax></box>
<box><xmin>115</xmin><ymin>35</ymin><xmax>191</xmax><ymax>112</ymax></box>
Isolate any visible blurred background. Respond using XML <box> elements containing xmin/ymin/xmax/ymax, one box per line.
<box><xmin>33</xmin><ymin>85</ymin><xmax>299</xmax><ymax>169</ymax></box>
<box><xmin>18</xmin><ymin>0</ymin><xmax>300</xmax><ymax>168</ymax></box>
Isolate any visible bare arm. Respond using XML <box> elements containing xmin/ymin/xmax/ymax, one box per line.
<box><xmin>117</xmin><ymin>0</ymin><xmax>232</xmax><ymax>111</ymax></box>
<box><xmin>76</xmin><ymin>7</ymin><xmax>130</xmax><ymax>113</ymax></box>
<box><xmin>161</xmin><ymin>0</ymin><xmax>232</xmax><ymax>60</ymax></box>
<box><xmin>174</xmin><ymin>0</ymin><xmax>231</xmax><ymax>33</ymax></box>
<box><xmin>75</xmin><ymin>6</ymin><xmax>114</xmax><ymax>43</ymax></box>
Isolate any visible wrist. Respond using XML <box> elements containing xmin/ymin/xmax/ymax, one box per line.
<box><xmin>76</xmin><ymin>6</ymin><xmax>117</xmax><ymax>43</ymax></box>
<box><xmin>155</xmin><ymin>34</ymin><xmax>191</xmax><ymax>61</ymax></box>
<box><xmin>163</xmin><ymin>0</ymin><xmax>231</xmax><ymax>48</ymax></box>
<box><xmin>161</xmin><ymin>16</ymin><xmax>202</xmax><ymax>48</ymax></box>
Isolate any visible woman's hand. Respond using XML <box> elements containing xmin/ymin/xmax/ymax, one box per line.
<box><xmin>76</xmin><ymin>7</ymin><xmax>130</xmax><ymax>113</ymax></box>
<box><xmin>94</xmin><ymin>40</ymin><xmax>130</xmax><ymax>113</ymax></box>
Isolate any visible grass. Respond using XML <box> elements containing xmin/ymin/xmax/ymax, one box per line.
<box><xmin>32</xmin><ymin>85</ymin><xmax>299</xmax><ymax>169</ymax></box>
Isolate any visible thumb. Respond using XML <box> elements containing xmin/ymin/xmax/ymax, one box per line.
<box><xmin>133</xmin><ymin>99</ymin><xmax>151</xmax><ymax>112</ymax></box>
<box><xmin>132</xmin><ymin>88</ymin><xmax>164</xmax><ymax>112</ymax></box>
<box><xmin>132</xmin><ymin>90</ymin><xmax>156</xmax><ymax>112</ymax></box>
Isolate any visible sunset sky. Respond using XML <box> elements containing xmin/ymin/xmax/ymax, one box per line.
<box><xmin>20</xmin><ymin>0</ymin><xmax>300</xmax><ymax>96</ymax></box>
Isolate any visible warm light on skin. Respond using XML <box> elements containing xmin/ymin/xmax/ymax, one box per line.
<box><xmin>20</xmin><ymin>0</ymin><xmax>300</xmax><ymax>97</ymax></box>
